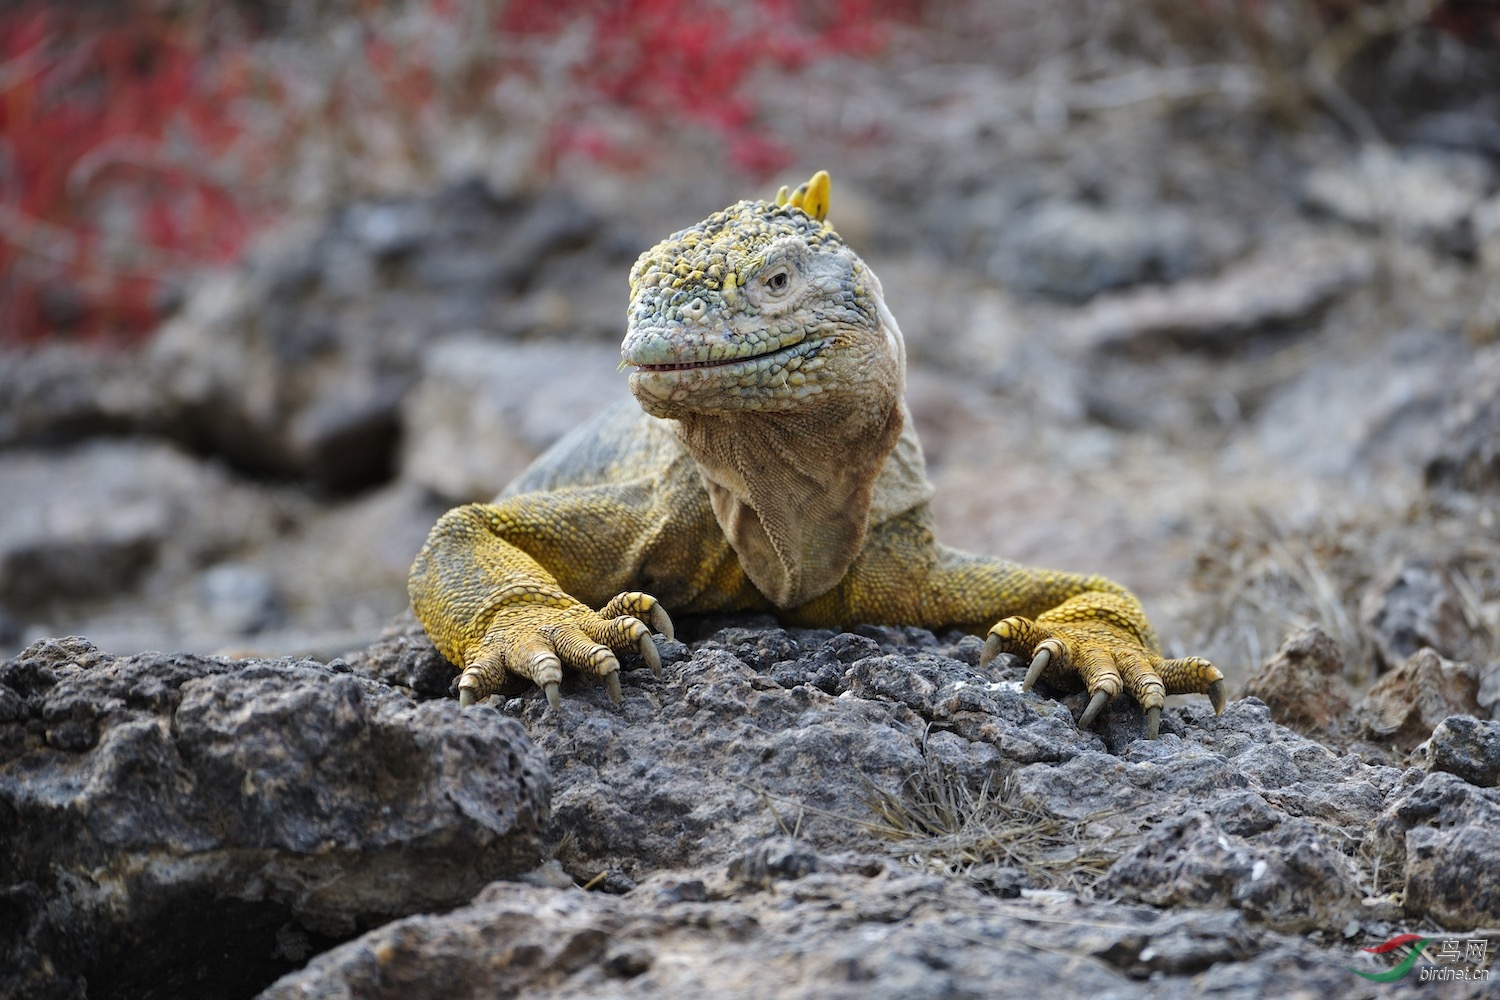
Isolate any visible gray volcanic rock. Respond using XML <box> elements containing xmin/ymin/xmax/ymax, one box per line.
<box><xmin>987</xmin><ymin>201</ymin><xmax>1221</xmax><ymax>303</ymax></box>
<box><xmin>1015</xmin><ymin>699</ymin><xmax>1402</xmax><ymax>934</ymax></box>
<box><xmin>142</xmin><ymin>181</ymin><xmax>634</xmax><ymax>492</ymax></box>
<box><xmin>343</xmin><ymin>611</ymin><xmax>462</xmax><ymax>698</ymax></box>
<box><xmin>0</xmin><ymin>441</ymin><xmax>279</xmax><ymax>614</ymax></box>
<box><xmin>1357</xmin><ymin>648</ymin><xmax>1484</xmax><ymax>750</ymax></box>
<box><xmin>1425</xmin><ymin>343</ymin><xmax>1500</xmax><ymax>492</ymax></box>
<box><xmin>0</xmin><ymin>182</ymin><xmax>635</xmax><ymax>500</ymax></box>
<box><xmin>1064</xmin><ymin>234</ymin><xmax>1373</xmax><ymax>355</ymax></box>
<box><xmin>1372</xmin><ymin>769</ymin><xmax>1500</xmax><ymax>931</ymax></box>
<box><xmin>1241</xmin><ymin>625</ymin><xmax>1352</xmax><ymax>741</ymax></box>
<box><xmin>398</xmin><ymin>336</ymin><xmax>627</xmax><ymax>504</ymax></box>
<box><xmin>0</xmin><ymin>636</ymin><xmax>549</xmax><ymax>1000</ymax></box>
<box><xmin>1302</xmin><ymin>146</ymin><xmax>1492</xmax><ymax>253</ymax></box>
<box><xmin>473</xmin><ymin>625</ymin><xmax>1416</xmax><ymax>940</ymax></box>
<box><xmin>10</xmin><ymin>620</ymin><xmax>1499</xmax><ymax>998</ymax></box>
<box><xmin>260</xmin><ymin>862</ymin><xmax>1387</xmax><ymax>1000</ymax></box>
<box><xmin>1426</xmin><ymin>714</ymin><xmax>1500</xmax><ymax>787</ymax></box>
<box><xmin>0</xmin><ymin>346</ymin><xmax>165</xmax><ymax>449</ymax></box>
<box><xmin>507</xmin><ymin>628</ymin><xmax>932</xmax><ymax>878</ymax></box>
<box><xmin>1099</xmin><ymin>812</ymin><xmax>1364</xmax><ymax>933</ymax></box>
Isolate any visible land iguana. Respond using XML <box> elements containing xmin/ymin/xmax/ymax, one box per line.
<box><xmin>408</xmin><ymin>171</ymin><xmax>1225</xmax><ymax>738</ymax></box>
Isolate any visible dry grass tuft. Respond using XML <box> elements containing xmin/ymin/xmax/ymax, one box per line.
<box><xmin>860</xmin><ymin>764</ymin><xmax>1134</xmax><ymax>895</ymax></box>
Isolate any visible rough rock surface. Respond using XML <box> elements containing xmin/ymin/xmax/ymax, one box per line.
<box><xmin>10</xmin><ymin>626</ymin><xmax>1500</xmax><ymax>997</ymax></box>
<box><xmin>986</xmin><ymin>200</ymin><xmax>1230</xmax><ymax>303</ymax></box>
<box><xmin>0</xmin><ymin>346</ymin><xmax>165</xmax><ymax>450</ymax></box>
<box><xmin>1356</xmin><ymin>648</ymin><xmax>1484</xmax><ymax>750</ymax></box>
<box><xmin>0</xmin><ymin>636</ymin><xmax>549</xmax><ymax>1000</ymax></box>
<box><xmin>1426</xmin><ymin>714</ymin><xmax>1500</xmax><ymax>788</ymax></box>
<box><xmin>1063</xmin><ymin>234</ymin><xmax>1373</xmax><ymax>355</ymax></box>
<box><xmin>1371</xmin><ymin>769</ymin><xmax>1500</xmax><ymax>932</ymax></box>
<box><xmin>242</xmin><ymin>620</ymin><xmax>1500</xmax><ymax>998</ymax></box>
<box><xmin>11</xmin><ymin>621</ymin><xmax>1500</xmax><ymax>998</ymax></box>
<box><xmin>140</xmin><ymin>182</ymin><xmax>634</xmax><ymax>491</ymax></box>
<box><xmin>1302</xmin><ymin>145</ymin><xmax>1493</xmax><ymax>253</ymax></box>
<box><xmin>260</xmin><ymin>870</ymin><xmax>1379</xmax><ymax>1000</ymax></box>
<box><xmin>1425</xmin><ymin>342</ymin><xmax>1500</xmax><ymax>492</ymax></box>
<box><xmin>1241</xmin><ymin>625</ymin><xmax>1352</xmax><ymax>741</ymax></box>
<box><xmin>0</xmin><ymin>181</ymin><xmax>637</xmax><ymax>498</ymax></box>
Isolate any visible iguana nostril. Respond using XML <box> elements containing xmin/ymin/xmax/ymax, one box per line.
<box><xmin>683</xmin><ymin>297</ymin><xmax>707</xmax><ymax>320</ymax></box>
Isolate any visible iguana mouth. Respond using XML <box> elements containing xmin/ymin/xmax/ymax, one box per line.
<box><xmin>634</xmin><ymin>357</ymin><xmax>742</xmax><ymax>372</ymax></box>
<box><xmin>629</xmin><ymin>339</ymin><xmax>815</xmax><ymax>373</ymax></box>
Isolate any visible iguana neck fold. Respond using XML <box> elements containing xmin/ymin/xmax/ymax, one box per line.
<box><xmin>670</xmin><ymin>383</ymin><xmax>904</xmax><ymax>607</ymax></box>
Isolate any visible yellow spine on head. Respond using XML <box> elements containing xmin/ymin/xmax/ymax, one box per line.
<box><xmin>782</xmin><ymin>170</ymin><xmax>831</xmax><ymax>222</ymax></box>
<box><xmin>800</xmin><ymin>170</ymin><xmax>831</xmax><ymax>222</ymax></box>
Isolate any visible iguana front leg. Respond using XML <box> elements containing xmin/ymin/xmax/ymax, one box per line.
<box><xmin>409</xmin><ymin>495</ymin><xmax>675</xmax><ymax>708</ymax></box>
<box><xmin>790</xmin><ymin>508</ymin><xmax>1225</xmax><ymax>738</ymax></box>
<box><xmin>975</xmin><ymin>582</ymin><xmax>1225</xmax><ymax>739</ymax></box>
<box><xmin>410</xmin><ymin>467</ymin><xmax>768</xmax><ymax>707</ymax></box>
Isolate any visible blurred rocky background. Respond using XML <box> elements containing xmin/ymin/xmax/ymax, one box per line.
<box><xmin>3</xmin><ymin>1</ymin><xmax>1500</xmax><ymax>996</ymax></box>
<box><xmin>2</xmin><ymin>0</ymin><xmax>1497</xmax><ymax>687</ymax></box>
<box><xmin>3</xmin><ymin>0</ymin><xmax>1498</xmax><ymax>688</ymax></box>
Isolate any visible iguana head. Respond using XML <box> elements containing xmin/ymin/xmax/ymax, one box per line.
<box><xmin>621</xmin><ymin>171</ymin><xmax>905</xmax><ymax>418</ymax></box>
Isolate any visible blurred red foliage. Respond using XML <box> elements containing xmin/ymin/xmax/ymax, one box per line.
<box><xmin>2</xmin><ymin>0</ymin><xmax>1495</xmax><ymax>346</ymax></box>
<box><xmin>0</xmin><ymin>0</ymin><xmax>909</xmax><ymax>346</ymax></box>
<box><xmin>503</xmin><ymin>0</ymin><xmax>898</xmax><ymax>174</ymax></box>
<box><xmin>0</xmin><ymin>7</ymin><xmax>263</xmax><ymax>344</ymax></box>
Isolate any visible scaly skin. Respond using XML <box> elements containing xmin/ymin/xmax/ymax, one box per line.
<box><xmin>408</xmin><ymin>171</ymin><xmax>1226</xmax><ymax>737</ymax></box>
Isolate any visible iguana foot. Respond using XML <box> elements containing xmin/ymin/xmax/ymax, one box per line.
<box><xmin>455</xmin><ymin>592</ymin><xmax>674</xmax><ymax>709</ymax></box>
<box><xmin>979</xmin><ymin>614</ymin><xmax>1224</xmax><ymax>739</ymax></box>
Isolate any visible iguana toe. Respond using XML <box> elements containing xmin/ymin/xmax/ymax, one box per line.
<box><xmin>1159</xmin><ymin>656</ymin><xmax>1227</xmax><ymax>714</ymax></box>
<box><xmin>1078</xmin><ymin>689</ymin><xmax>1110</xmax><ymax>729</ymax></box>
<box><xmin>639</xmin><ymin>633</ymin><xmax>662</xmax><ymax>677</ymax></box>
<box><xmin>596</xmin><ymin>592</ymin><xmax>672</xmax><ymax>677</ymax></box>
<box><xmin>446</xmin><ymin>590</ymin><xmax>674</xmax><ymax>709</ymax></box>
<box><xmin>1020</xmin><ymin>647</ymin><xmax>1051</xmax><ymax>690</ymax></box>
<box><xmin>981</xmin><ymin>611</ymin><xmax>1222</xmax><ymax>738</ymax></box>
<box><xmin>600</xmin><ymin>592</ymin><xmax>675</xmax><ymax>643</ymax></box>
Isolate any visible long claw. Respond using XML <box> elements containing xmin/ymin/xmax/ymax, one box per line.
<box><xmin>1145</xmin><ymin>706</ymin><xmax>1161</xmax><ymax>739</ymax></box>
<box><xmin>979</xmin><ymin>633</ymin><xmax>1002</xmax><ymax>670</ymax></box>
<box><xmin>458</xmin><ymin>672</ymin><xmax>480</xmax><ymax>708</ymax></box>
<box><xmin>640</xmin><ymin>633</ymin><xmax>662</xmax><ymax>677</ymax></box>
<box><xmin>649</xmin><ymin>604</ymin><xmax>675</xmax><ymax>643</ymax></box>
<box><xmin>1207</xmin><ymin>678</ymin><xmax>1226</xmax><ymax>715</ymax></box>
<box><xmin>604</xmin><ymin>671</ymin><xmax>622</xmax><ymax>705</ymax></box>
<box><xmin>1022</xmin><ymin>648</ymin><xmax>1051</xmax><ymax>691</ymax></box>
<box><xmin>1078</xmin><ymin>689</ymin><xmax>1110</xmax><ymax>729</ymax></box>
<box><xmin>543</xmin><ymin>681</ymin><xmax>561</xmax><ymax>711</ymax></box>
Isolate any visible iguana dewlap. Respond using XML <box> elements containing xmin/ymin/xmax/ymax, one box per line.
<box><xmin>408</xmin><ymin>171</ymin><xmax>1225</xmax><ymax>738</ymax></box>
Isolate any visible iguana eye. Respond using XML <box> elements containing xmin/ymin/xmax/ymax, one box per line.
<box><xmin>764</xmin><ymin>268</ymin><xmax>791</xmax><ymax>293</ymax></box>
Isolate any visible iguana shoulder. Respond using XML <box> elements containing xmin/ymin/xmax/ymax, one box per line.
<box><xmin>501</xmin><ymin>398</ymin><xmax>676</xmax><ymax>498</ymax></box>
